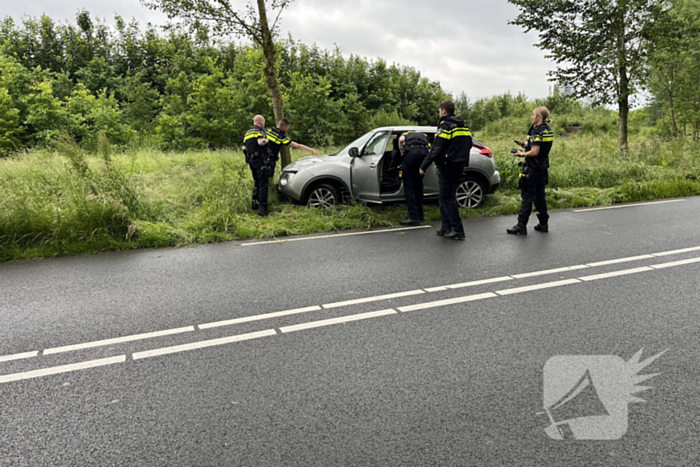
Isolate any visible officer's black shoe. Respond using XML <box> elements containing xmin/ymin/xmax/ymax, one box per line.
<box><xmin>258</xmin><ymin>207</ymin><xmax>269</xmax><ymax>217</ymax></box>
<box><xmin>251</xmin><ymin>200</ymin><xmax>259</xmax><ymax>211</ymax></box>
<box><xmin>507</xmin><ymin>224</ymin><xmax>527</xmax><ymax>235</ymax></box>
<box><xmin>400</xmin><ymin>218</ymin><xmax>421</xmax><ymax>226</ymax></box>
<box><xmin>436</xmin><ymin>229</ymin><xmax>451</xmax><ymax>237</ymax></box>
<box><xmin>534</xmin><ymin>223</ymin><xmax>549</xmax><ymax>233</ymax></box>
<box><xmin>444</xmin><ymin>230</ymin><xmax>466</xmax><ymax>241</ymax></box>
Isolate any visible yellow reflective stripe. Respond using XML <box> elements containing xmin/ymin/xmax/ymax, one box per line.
<box><xmin>266</xmin><ymin>133</ymin><xmax>284</xmax><ymax>144</ymax></box>
<box><xmin>451</xmin><ymin>130</ymin><xmax>472</xmax><ymax>138</ymax></box>
<box><xmin>244</xmin><ymin>133</ymin><xmax>263</xmax><ymax>142</ymax></box>
<box><xmin>437</xmin><ymin>132</ymin><xmax>452</xmax><ymax>140</ymax></box>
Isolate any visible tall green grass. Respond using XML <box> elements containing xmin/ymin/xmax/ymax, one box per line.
<box><xmin>2</xmin><ymin>133</ymin><xmax>700</xmax><ymax>262</ymax></box>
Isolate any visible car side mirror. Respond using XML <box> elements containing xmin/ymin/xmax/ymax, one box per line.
<box><xmin>349</xmin><ymin>147</ymin><xmax>359</xmax><ymax>158</ymax></box>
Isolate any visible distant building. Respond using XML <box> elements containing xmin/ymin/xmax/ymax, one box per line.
<box><xmin>551</xmin><ymin>83</ymin><xmax>576</xmax><ymax>97</ymax></box>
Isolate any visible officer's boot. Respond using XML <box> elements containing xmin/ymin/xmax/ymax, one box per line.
<box><xmin>251</xmin><ymin>200</ymin><xmax>259</xmax><ymax>211</ymax></box>
<box><xmin>258</xmin><ymin>205</ymin><xmax>269</xmax><ymax>217</ymax></box>
<box><xmin>534</xmin><ymin>223</ymin><xmax>549</xmax><ymax>233</ymax></box>
<box><xmin>507</xmin><ymin>224</ymin><xmax>528</xmax><ymax>235</ymax></box>
<box><xmin>400</xmin><ymin>218</ymin><xmax>420</xmax><ymax>226</ymax></box>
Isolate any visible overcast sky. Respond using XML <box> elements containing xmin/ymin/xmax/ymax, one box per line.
<box><xmin>3</xmin><ymin>0</ymin><xmax>557</xmax><ymax>100</ymax></box>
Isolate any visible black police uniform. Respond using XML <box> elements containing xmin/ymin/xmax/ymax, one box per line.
<box><xmin>264</xmin><ymin>126</ymin><xmax>292</xmax><ymax>166</ymax></box>
<box><xmin>517</xmin><ymin>124</ymin><xmax>553</xmax><ymax>228</ymax></box>
<box><xmin>400</xmin><ymin>131</ymin><xmax>430</xmax><ymax>222</ymax></box>
<box><xmin>244</xmin><ymin>125</ymin><xmax>272</xmax><ymax>215</ymax></box>
<box><xmin>421</xmin><ymin>115</ymin><xmax>472</xmax><ymax>237</ymax></box>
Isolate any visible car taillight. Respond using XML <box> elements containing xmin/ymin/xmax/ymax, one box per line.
<box><xmin>480</xmin><ymin>148</ymin><xmax>493</xmax><ymax>158</ymax></box>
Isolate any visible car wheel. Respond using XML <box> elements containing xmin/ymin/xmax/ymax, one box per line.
<box><xmin>306</xmin><ymin>184</ymin><xmax>340</xmax><ymax>209</ymax></box>
<box><xmin>456</xmin><ymin>176</ymin><xmax>487</xmax><ymax>209</ymax></box>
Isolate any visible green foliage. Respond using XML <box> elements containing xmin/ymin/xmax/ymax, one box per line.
<box><xmin>0</xmin><ymin>88</ymin><xmax>21</xmax><ymax>153</ymax></box>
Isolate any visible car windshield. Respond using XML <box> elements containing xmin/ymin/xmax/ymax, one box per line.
<box><xmin>333</xmin><ymin>132</ymin><xmax>375</xmax><ymax>157</ymax></box>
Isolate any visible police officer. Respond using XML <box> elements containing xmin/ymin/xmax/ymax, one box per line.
<box><xmin>265</xmin><ymin>118</ymin><xmax>318</xmax><ymax>165</ymax></box>
<box><xmin>420</xmin><ymin>100</ymin><xmax>472</xmax><ymax>240</ymax></box>
<box><xmin>507</xmin><ymin>106</ymin><xmax>554</xmax><ymax>235</ymax></box>
<box><xmin>243</xmin><ymin>115</ymin><xmax>272</xmax><ymax>217</ymax></box>
<box><xmin>398</xmin><ymin>131</ymin><xmax>430</xmax><ymax>226</ymax></box>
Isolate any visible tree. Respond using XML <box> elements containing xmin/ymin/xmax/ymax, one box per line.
<box><xmin>141</xmin><ymin>0</ymin><xmax>295</xmax><ymax>167</ymax></box>
<box><xmin>507</xmin><ymin>0</ymin><xmax>672</xmax><ymax>153</ymax></box>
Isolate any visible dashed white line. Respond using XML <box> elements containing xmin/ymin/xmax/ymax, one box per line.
<box><xmin>496</xmin><ymin>279</ymin><xmax>582</xmax><ymax>296</ymax></box>
<box><xmin>199</xmin><ymin>306</ymin><xmax>322</xmax><ymax>330</ymax></box>
<box><xmin>586</xmin><ymin>255</ymin><xmax>655</xmax><ymax>268</ymax></box>
<box><xmin>0</xmin><ymin>351</ymin><xmax>39</xmax><ymax>363</ymax></box>
<box><xmin>132</xmin><ymin>329</ymin><xmax>277</xmax><ymax>360</ymax></box>
<box><xmin>653</xmin><ymin>246</ymin><xmax>700</xmax><ymax>257</ymax></box>
<box><xmin>43</xmin><ymin>326</ymin><xmax>196</xmax><ymax>355</ymax></box>
<box><xmin>443</xmin><ymin>276</ymin><xmax>514</xmax><ymax>290</ymax></box>
<box><xmin>574</xmin><ymin>199</ymin><xmax>685</xmax><ymax>212</ymax></box>
<box><xmin>242</xmin><ymin>226</ymin><xmax>431</xmax><ymax>246</ymax></box>
<box><xmin>578</xmin><ymin>267</ymin><xmax>654</xmax><ymax>282</ymax></box>
<box><xmin>322</xmin><ymin>290</ymin><xmax>425</xmax><ymax>309</ymax></box>
<box><xmin>512</xmin><ymin>265</ymin><xmax>589</xmax><ymax>279</ymax></box>
<box><xmin>280</xmin><ymin>309</ymin><xmax>397</xmax><ymax>333</ymax></box>
<box><xmin>0</xmin><ymin>356</ymin><xmax>126</xmax><ymax>384</ymax></box>
<box><xmin>398</xmin><ymin>293</ymin><xmax>497</xmax><ymax>312</ymax></box>
<box><xmin>650</xmin><ymin>257</ymin><xmax>700</xmax><ymax>270</ymax></box>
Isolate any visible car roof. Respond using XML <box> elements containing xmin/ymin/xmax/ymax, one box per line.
<box><xmin>373</xmin><ymin>126</ymin><xmax>437</xmax><ymax>133</ymax></box>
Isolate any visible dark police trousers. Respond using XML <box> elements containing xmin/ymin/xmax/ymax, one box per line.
<box><xmin>249</xmin><ymin>159</ymin><xmax>273</xmax><ymax>209</ymax></box>
<box><xmin>438</xmin><ymin>161</ymin><xmax>465</xmax><ymax>233</ymax></box>
<box><xmin>518</xmin><ymin>167</ymin><xmax>549</xmax><ymax>226</ymax></box>
<box><xmin>401</xmin><ymin>149</ymin><xmax>427</xmax><ymax>221</ymax></box>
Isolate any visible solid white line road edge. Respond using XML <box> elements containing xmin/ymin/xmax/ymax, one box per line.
<box><xmin>280</xmin><ymin>309</ymin><xmax>397</xmax><ymax>333</ymax></box>
<box><xmin>133</xmin><ymin>329</ymin><xmax>277</xmax><ymax>360</ymax></box>
<box><xmin>574</xmin><ymin>199</ymin><xmax>685</xmax><ymax>212</ymax></box>
<box><xmin>0</xmin><ymin>356</ymin><xmax>126</xmax><ymax>384</ymax></box>
<box><xmin>243</xmin><ymin>226</ymin><xmax>431</xmax><ymax>246</ymax></box>
<box><xmin>496</xmin><ymin>279</ymin><xmax>582</xmax><ymax>296</ymax></box>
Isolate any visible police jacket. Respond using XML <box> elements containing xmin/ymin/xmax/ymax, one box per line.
<box><xmin>421</xmin><ymin>115</ymin><xmax>472</xmax><ymax>171</ymax></box>
<box><xmin>402</xmin><ymin>131</ymin><xmax>431</xmax><ymax>153</ymax></box>
<box><xmin>264</xmin><ymin>126</ymin><xmax>292</xmax><ymax>165</ymax></box>
<box><xmin>527</xmin><ymin>124</ymin><xmax>553</xmax><ymax>169</ymax></box>
<box><xmin>243</xmin><ymin>125</ymin><xmax>268</xmax><ymax>163</ymax></box>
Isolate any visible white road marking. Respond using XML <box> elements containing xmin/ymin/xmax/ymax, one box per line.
<box><xmin>199</xmin><ymin>306</ymin><xmax>322</xmax><ymax>330</ymax></box>
<box><xmin>43</xmin><ymin>326</ymin><xmax>196</xmax><ymax>355</ymax></box>
<box><xmin>653</xmin><ymin>246</ymin><xmax>700</xmax><ymax>257</ymax></box>
<box><xmin>574</xmin><ymin>199</ymin><xmax>685</xmax><ymax>212</ymax></box>
<box><xmin>512</xmin><ymin>265</ymin><xmax>589</xmax><ymax>279</ymax></box>
<box><xmin>496</xmin><ymin>279</ymin><xmax>582</xmax><ymax>296</ymax></box>
<box><xmin>132</xmin><ymin>330</ymin><xmax>277</xmax><ymax>360</ymax></box>
<box><xmin>586</xmin><ymin>255</ymin><xmax>655</xmax><ymax>267</ymax></box>
<box><xmin>0</xmin><ymin>351</ymin><xmax>39</xmax><ymax>363</ymax></box>
<box><xmin>322</xmin><ymin>290</ymin><xmax>425</xmax><ymax>309</ymax></box>
<box><xmin>578</xmin><ymin>267</ymin><xmax>654</xmax><ymax>282</ymax></box>
<box><xmin>398</xmin><ymin>293</ymin><xmax>497</xmax><ymax>312</ymax></box>
<box><xmin>443</xmin><ymin>276</ymin><xmax>514</xmax><ymax>290</ymax></box>
<box><xmin>650</xmin><ymin>257</ymin><xmax>700</xmax><ymax>269</ymax></box>
<box><xmin>280</xmin><ymin>309</ymin><xmax>396</xmax><ymax>333</ymax></box>
<box><xmin>242</xmin><ymin>226</ymin><xmax>431</xmax><ymax>246</ymax></box>
<box><xmin>424</xmin><ymin>286</ymin><xmax>449</xmax><ymax>292</ymax></box>
<box><xmin>0</xmin><ymin>356</ymin><xmax>126</xmax><ymax>384</ymax></box>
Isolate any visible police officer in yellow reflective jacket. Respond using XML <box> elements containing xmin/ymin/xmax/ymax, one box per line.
<box><xmin>508</xmin><ymin>106</ymin><xmax>554</xmax><ymax>235</ymax></box>
<box><xmin>243</xmin><ymin>115</ymin><xmax>271</xmax><ymax>217</ymax></box>
<box><xmin>398</xmin><ymin>131</ymin><xmax>430</xmax><ymax>226</ymax></box>
<box><xmin>420</xmin><ymin>100</ymin><xmax>472</xmax><ymax>240</ymax></box>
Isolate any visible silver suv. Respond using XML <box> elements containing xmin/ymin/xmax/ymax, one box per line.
<box><xmin>277</xmin><ymin>126</ymin><xmax>501</xmax><ymax>209</ymax></box>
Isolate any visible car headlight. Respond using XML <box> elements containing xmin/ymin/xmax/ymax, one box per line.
<box><xmin>279</xmin><ymin>171</ymin><xmax>297</xmax><ymax>187</ymax></box>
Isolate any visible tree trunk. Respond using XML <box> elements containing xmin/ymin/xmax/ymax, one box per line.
<box><xmin>617</xmin><ymin>11</ymin><xmax>629</xmax><ymax>156</ymax></box>
<box><xmin>256</xmin><ymin>0</ymin><xmax>291</xmax><ymax>169</ymax></box>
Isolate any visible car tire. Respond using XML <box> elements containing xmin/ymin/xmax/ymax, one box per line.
<box><xmin>456</xmin><ymin>176</ymin><xmax>487</xmax><ymax>209</ymax></box>
<box><xmin>306</xmin><ymin>183</ymin><xmax>340</xmax><ymax>209</ymax></box>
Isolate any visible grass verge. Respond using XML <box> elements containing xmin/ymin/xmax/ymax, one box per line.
<box><xmin>1</xmin><ymin>134</ymin><xmax>699</xmax><ymax>262</ymax></box>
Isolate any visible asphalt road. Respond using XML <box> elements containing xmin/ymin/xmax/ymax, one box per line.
<box><xmin>1</xmin><ymin>197</ymin><xmax>699</xmax><ymax>466</ymax></box>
